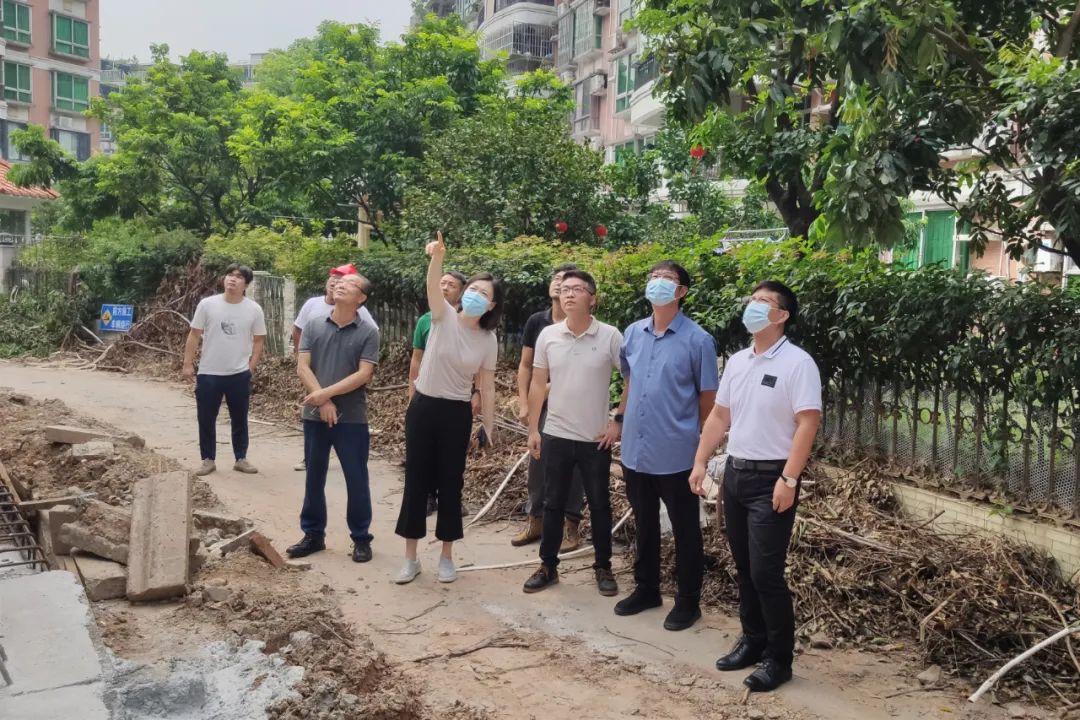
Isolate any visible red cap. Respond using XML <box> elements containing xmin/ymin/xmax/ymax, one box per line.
<box><xmin>330</xmin><ymin>263</ymin><xmax>358</xmax><ymax>276</ymax></box>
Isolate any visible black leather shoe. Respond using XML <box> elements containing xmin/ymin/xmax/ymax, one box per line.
<box><xmin>663</xmin><ymin>599</ymin><xmax>701</xmax><ymax>631</ymax></box>
<box><xmin>715</xmin><ymin>636</ymin><xmax>765</xmax><ymax>671</ymax></box>
<box><xmin>743</xmin><ymin>658</ymin><xmax>793</xmax><ymax>692</ymax></box>
<box><xmin>352</xmin><ymin>541</ymin><xmax>372</xmax><ymax>563</ymax></box>
<box><xmin>595</xmin><ymin>567</ymin><xmax>619</xmax><ymax>597</ymax></box>
<box><xmin>614</xmin><ymin>587</ymin><xmax>663</xmax><ymax>616</ymax></box>
<box><xmin>426</xmin><ymin>494</ymin><xmax>438</xmax><ymax>517</ymax></box>
<box><xmin>286</xmin><ymin>534</ymin><xmax>325</xmax><ymax>558</ymax></box>
<box><xmin>523</xmin><ymin>564</ymin><xmax>559</xmax><ymax>593</ymax></box>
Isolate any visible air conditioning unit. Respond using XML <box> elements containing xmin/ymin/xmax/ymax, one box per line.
<box><xmin>588</xmin><ymin>72</ymin><xmax>608</xmax><ymax>96</ymax></box>
<box><xmin>56</xmin><ymin>115</ymin><xmax>76</xmax><ymax>130</ymax></box>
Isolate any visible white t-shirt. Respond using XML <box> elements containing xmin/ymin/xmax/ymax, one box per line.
<box><xmin>190</xmin><ymin>294</ymin><xmax>267</xmax><ymax>376</ymax></box>
<box><xmin>533</xmin><ymin>318</ymin><xmax>623</xmax><ymax>443</ymax></box>
<box><xmin>716</xmin><ymin>336</ymin><xmax>822</xmax><ymax>460</ymax></box>
<box><xmin>293</xmin><ymin>295</ymin><xmax>377</xmax><ymax>330</ymax></box>
<box><xmin>414</xmin><ymin>300</ymin><xmax>498</xmax><ymax>402</ymax></box>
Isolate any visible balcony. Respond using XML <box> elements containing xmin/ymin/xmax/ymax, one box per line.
<box><xmin>481</xmin><ymin>21</ymin><xmax>555</xmax><ymax>73</ymax></box>
<box><xmin>0</xmin><ymin>233</ymin><xmax>25</xmax><ymax>247</ymax></box>
<box><xmin>495</xmin><ymin>0</ymin><xmax>554</xmax><ymax>9</ymax></box>
<box><xmin>628</xmin><ymin>58</ymin><xmax>664</xmax><ymax>130</ymax></box>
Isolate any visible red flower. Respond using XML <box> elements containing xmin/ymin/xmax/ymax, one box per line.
<box><xmin>555</xmin><ymin>221</ymin><xmax>568</xmax><ymax>234</ymax></box>
<box><xmin>595</xmin><ymin>224</ymin><xmax>608</xmax><ymax>238</ymax></box>
<box><xmin>690</xmin><ymin>145</ymin><xmax>706</xmax><ymax>159</ymax></box>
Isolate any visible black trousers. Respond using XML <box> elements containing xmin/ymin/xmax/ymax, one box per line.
<box><xmin>723</xmin><ymin>461</ymin><xmax>800</xmax><ymax>668</ymax></box>
<box><xmin>395</xmin><ymin>392</ymin><xmax>472</xmax><ymax>542</ymax></box>
<box><xmin>195</xmin><ymin>371</ymin><xmax>250</xmax><ymax>462</ymax></box>
<box><xmin>538</xmin><ymin>435</ymin><xmax>612</xmax><ymax>569</ymax></box>
<box><xmin>526</xmin><ymin>407</ymin><xmax>585</xmax><ymax>521</ymax></box>
<box><xmin>624</xmin><ymin>467</ymin><xmax>704</xmax><ymax>601</ymax></box>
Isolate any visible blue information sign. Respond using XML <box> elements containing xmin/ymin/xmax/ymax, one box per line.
<box><xmin>99</xmin><ymin>304</ymin><xmax>135</xmax><ymax>333</ymax></box>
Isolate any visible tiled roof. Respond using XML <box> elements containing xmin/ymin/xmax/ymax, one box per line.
<box><xmin>0</xmin><ymin>160</ymin><xmax>60</xmax><ymax>200</ymax></box>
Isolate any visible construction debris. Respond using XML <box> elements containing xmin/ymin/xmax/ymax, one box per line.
<box><xmin>208</xmin><ymin>528</ymin><xmax>255</xmax><ymax>558</ymax></box>
<box><xmin>59</xmin><ymin>500</ymin><xmax>132</xmax><ymax>565</ymax></box>
<box><xmin>36</xmin><ymin>504</ymin><xmax>78</xmax><ymax>561</ymax></box>
<box><xmin>126</xmin><ymin>471</ymin><xmax>192</xmax><ymax>601</ymax></box>
<box><xmin>72</xmin><ymin>441</ymin><xmax>115</xmax><ymax>460</ymax></box>
<box><xmin>71</xmin><ymin>552</ymin><xmax>128</xmax><ymax>601</ymax></box>
<box><xmin>193</xmin><ymin>509</ymin><xmax>251</xmax><ymax>537</ymax></box>
<box><xmin>249</xmin><ymin>531</ymin><xmax>286</xmax><ymax>569</ymax></box>
<box><xmin>44</xmin><ymin>424</ymin><xmax>145</xmax><ymax>448</ymax></box>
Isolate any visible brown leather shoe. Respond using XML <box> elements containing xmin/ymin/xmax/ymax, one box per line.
<box><xmin>511</xmin><ymin>515</ymin><xmax>542</xmax><ymax>547</ymax></box>
<box><xmin>560</xmin><ymin>518</ymin><xmax>581</xmax><ymax>553</ymax></box>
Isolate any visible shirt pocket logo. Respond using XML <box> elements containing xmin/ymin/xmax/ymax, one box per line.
<box><xmin>761</xmin><ymin>374</ymin><xmax>778</xmax><ymax>388</ymax></box>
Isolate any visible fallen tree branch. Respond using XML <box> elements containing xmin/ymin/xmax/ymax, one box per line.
<box><xmin>969</xmin><ymin>624</ymin><xmax>1080</xmax><ymax>703</ymax></box>
<box><xmin>603</xmin><ymin>626</ymin><xmax>675</xmax><ymax>657</ymax></box>
<box><xmin>465</xmin><ymin>450</ymin><xmax>530</xmax><ymax>529</ymax></box>
<box><xmin>411</xmin><ymin>633</ymin><xmax>530</xmax><ymax>663</ymax></box>
<box><xmin>798</xmin><ymin>515</ymin><xmax>914</xmax><ymax>558</ymax></box>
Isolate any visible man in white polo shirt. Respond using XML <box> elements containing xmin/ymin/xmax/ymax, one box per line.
<box><xmin>690</xmin><ymin>280</ymin><xmax>821</xmax><ymax>693</ymax></box>
<box><xmin>522</xmin><ymin>269</ymin><xmax>623</xmax><ymax>597</ymax></box>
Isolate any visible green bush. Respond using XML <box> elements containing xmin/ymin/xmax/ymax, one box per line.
<box><xmin>203</xmin><ymin>224</ymin><xmax>300</xmax><ymax>274</ymax></box>
<box><xmin>0</xmin><ymin>289</ymin><xmax>88</xmax><ymax>357</ymax></box>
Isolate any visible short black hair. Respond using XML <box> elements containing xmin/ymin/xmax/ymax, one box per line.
<box><xmin>560</xmin><ymin>268</ymin><xmax>597</xmax><ymax>295</ymax></box>
<box><xmin>649</xmin><ymin>260</ymin><xmax>691</xmax><ymax>289</ymax></box>
<box><xmin>752</xmin><ymin>280</ymin><xmax>798</xmax><ymax>329</ymax></box>
<box><xmin>444</xmin><ymin>270</ymin><xmax>468</xmax><ymax>287</ymax></box>
<box><xmin>225</xmin><ymin>263</ymin><xmax>254</xmax><ymax>285</ymax></box>
<box><xmin>552</xmin><ymin>263</ymin><xmax>578</xmax><ymax>278</ymax></box>
<box><xmin>465</xmin><ymin>272</ymin><xmax>505</xmax><ymax>332</ymax></box>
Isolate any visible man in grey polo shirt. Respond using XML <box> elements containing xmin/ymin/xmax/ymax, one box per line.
<box><xmin>522</xmin><ymin>269</ymin><xmax>623</xmax><ymax>597</ymax></box>
<box><xmin>287</xmin><ymin>273</ymin><xmax>381</xmax><ymax>564</ymax></box>
<box><xmin>691</xmin><ymin>280</ymin><xmax>822</xmax><ymax>693</ymax></box>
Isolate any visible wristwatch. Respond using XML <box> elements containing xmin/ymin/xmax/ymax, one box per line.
<box><xmin>613</xmin><ymin>413</ymin><xmax>624</xmax><ymax>423</ymax></box>
<box><xmin>781</xmin><ymin>473</ymin><xmax>798</xmax><ymax>489</ymax></box>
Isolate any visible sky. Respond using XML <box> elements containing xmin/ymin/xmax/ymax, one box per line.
<box><xmin>99</xmin><ymin>0</ymin><xmax>413</xmax><ymax>63</ymax></box>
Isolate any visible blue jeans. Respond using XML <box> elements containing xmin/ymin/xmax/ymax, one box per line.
<box><xmin>301</xmin><ymin>420</ymin><xmax>373</xmax><ymax>543</ymax></box>
<box><xmin>195</xmin><ymin>371</ymin><xmax>250</xmax><ymax>461</ymax></box>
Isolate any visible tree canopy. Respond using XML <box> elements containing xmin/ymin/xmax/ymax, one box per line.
<box><xmin>638</xmin><ymin>0</ymin><xmax>1080</xmax><ymax>265</ymax></box>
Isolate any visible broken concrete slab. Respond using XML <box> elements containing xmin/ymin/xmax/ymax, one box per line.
<box><xmin>193</xmin><ymin>509</ymin><xmax>251</xmax><ymax>537</ymax></box>
<box><xmin>208</xmin><ymin>528</ymin><xmax>255</xmax><ymax>558</ymax></box>
<box><xmin>249</xmin><ymin>531</ymin><xmax>286</xmax><ymax>569</ymax></box>
<box><xmin>37</xmin><ymin>503</ymin><xmax>79</xmax><ymax>560</ymax></box>
<box><xmin>72</xmin><ymin>441</ymin><xmax>115</xmax><ymax>460</ymax></box>
<box><xmin>0</xmin><ymin>570</ymin><xmax>109</xmax><ymax>718</ymax></box>
<box><xmin>202</xmin><ymin>585</ymin><xmax>232</xmax><ymax>603</ymax></box>
<box><xmin>71</xmin><ymin>552</ymin><xmax>127</xmax><ymax>601</ymax></box>
<box><xmin>59</xmin><ymin>500</ymin><xmax>132</xmax><ymax>564</ymax></box>
<box><xmin>285</xmin><ymin>559</ymin><xmax>311</xmax><ymax>571</ymax></box>
<box><xmin>127</xmin><ymin>471</ymin><xmax>192</xmax><ymax>601</ymax></box>
<box><xmin>44</xmin><ymin>424</ymin><xmax>145</xmax><ymax>448</ymax></box>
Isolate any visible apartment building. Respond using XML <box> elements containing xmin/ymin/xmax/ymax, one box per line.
<box><xmin>1</xmin><ymin>0</ymin><xmax>101</xmax><ymax>163</ymax></box>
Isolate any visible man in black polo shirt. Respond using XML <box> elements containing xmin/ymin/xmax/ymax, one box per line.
<box><xmin>287</xmin><ymin>273</ymin><xmax>381</xmax><ymax>564</ymax></box>
<box><xmin>511</xmin><ymin>264</ymin><xmax>586</xmax><ymax>550</ymax></box>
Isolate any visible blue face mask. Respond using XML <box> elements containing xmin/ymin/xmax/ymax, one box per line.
<box><xmin>645</xmin><ymin>278</ymin><xmax>678</xmax><ymax>306</ymax></box>
<box><xmin>742</xmin><ymin>301</ymin><xmax>773</xmax><ymax>334</ymax></box>
<box><xmin>460</xmin><ymin>289</ymin><xmax>490</xmax><ymax>318</ymax></box>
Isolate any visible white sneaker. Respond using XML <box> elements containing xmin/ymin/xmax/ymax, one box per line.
<box><xmin>437</xmin><ymin>557</ymin><xmax>457</xmax><ymax>583</ymax></box>
<box><xmin>293</xmin><ymin>460</ymin><xmax>306</xmax><ymax>471</ymax></box>
<box><xmin>395</xmin><ymin>559</ymin><xmax>421</xmax><ymax>585</ymax></box>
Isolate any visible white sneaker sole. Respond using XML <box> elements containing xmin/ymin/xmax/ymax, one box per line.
<box><xmin>395</xmin><ymin>567</ymin><xmax>421</xmax><ymax>585</ymax></box>
<box><xmin>438</xmin><ymin>572</ymin><xmax>457</xmax><ymax>583</ymax></box>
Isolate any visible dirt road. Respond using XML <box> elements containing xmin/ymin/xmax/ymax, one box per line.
<box><xmin>0</xmin><ymin>361</ymin><xmax>1016</xmax><ymax>720</ymax></box>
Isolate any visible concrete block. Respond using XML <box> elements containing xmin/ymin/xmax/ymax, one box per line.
<box><xmin>44</xmin><ymin>424</ymin><xmax>145</xmax><ymax>448</ymax></box>
<box><xmin>193</xmin><ymin>509</ymin><xmax>251</xmax><ymax>537</ymax></box>
<box><xmin>71</xmin><ymin>553</ymin><xmax>127</xmax><ymax>601</ymax></box>
<box><xmin>71</xmin><ymin>441</ymin><xmax>115</xmax><ymax>460</ymax></box>
<box><xmin>249</xmin><ymin>531</ymin><xmax>286</xmax><ymax>569</ymax></box>
<box><xmin>208</xmin><ymin>528</ymin><xmax>255</xmax><ymax>558</ymax></box>
<box><xmin>59</xmin><ymin>522</ymin><xmax>128</xmax><ymax>565</ymax></box>
<box><xmin>37</xmin><ymin>504</ymin><xmax>79</xmax><ymax>559</ymax></box>
<box><xmin>127</xmin><ymin>471</ymin><xmax>192</xmax><ymax>601</ymax></box>
<box><xmin>0</xmin><ymin>570</ymin><xmax>106</xmax><ymax>706</ymax></box>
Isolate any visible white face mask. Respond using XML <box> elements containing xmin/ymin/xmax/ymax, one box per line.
<box><xmin>742</xmin><ymin>301</ymin><xmax>773</xmax><ymax>334</ymax></box>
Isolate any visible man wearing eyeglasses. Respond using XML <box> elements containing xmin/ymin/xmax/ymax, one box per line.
<box><xmin>511</xmin><ymin>264</ymin><xmax>587</xmax><ymax>551</ymax></box>
<box><xmin>612</xmin><ymin>261</ymin><xmax>718</xmax><ymax>632</ymax></box>
<box><xmin>522</xmin><ymin>269</ymin><xmax>624</xmax><ymax>597</ymax></box>
<box><xmin>690</xmin><ymin>280</ymin><xmax>822</xmax><ymax>693</ymax></box>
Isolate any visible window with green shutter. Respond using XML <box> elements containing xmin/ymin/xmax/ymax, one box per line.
<box><xmin>53</xmin><ymin>15</ymin><xmax>91</xmax><ymax>58</ymax></box>
<box><xmin>54</xmin><ymin>72</ymin><xmax>90</xmax><ymax>112</ymax></box>
<box><xmin>923</xmin><ymin>210</ymin><xmax>956</xmax><ymax>267</ymax></box>
<box><xmin>2</xmin><ymin>1</ymin><xmax>31</xmax><ymax>44</ymax></box>
<box><xmin>3</xmin><ymin>61</ymin><xmax>32</xmax><ymax>103</ymax></box>
<box><xmin>615</xmin><ymin>55</ymin><xmax>635</xmax><ymax>113</ymax></box>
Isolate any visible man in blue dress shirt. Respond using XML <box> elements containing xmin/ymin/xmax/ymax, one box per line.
<box><xmin>612</xmin><ymin>260</ymin><xmax>719</xmax><ymax>631</ymax></box>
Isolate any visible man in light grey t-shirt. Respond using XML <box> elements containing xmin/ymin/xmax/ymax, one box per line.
<box><xmin>183</xmin><ymin>264</ymin><xmax>266</xmax><ymax>477</ymax></box>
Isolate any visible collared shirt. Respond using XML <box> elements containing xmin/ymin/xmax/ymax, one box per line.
<box><xmin>293</xmin><ymin>295</ymin><xmax>378</xmax><ymax>331</ymax></box>
<box><xmin>299</xmin><ymin>313</ymin><xmax>381</xmax><ymax>424</ymax></box>
<box><xmin>533</xmin><ymin>317</ymin><xmax>623</xmax><ymax>442</ymax></box>
<box><xmin>716</xmin><ymin>335</ymin><xmax>822</xmax><ymax>460</ymax></box>
<box><xmin>620</xmin><ymin>312</ymin><xmax>719</xmax><ymax>474</ymax></box>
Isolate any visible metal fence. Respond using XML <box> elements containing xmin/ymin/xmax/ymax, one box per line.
<box><xmin>822</xmin><ymin>378</ymin><xmax>1078</xmax><ymax>512</ymax></box>
<box><xmin>374</xmin><ymin>301</ymin><xmax>524</xmax><ymax>359</ymax></box>
<box><xmin>3</xmin><ymin>267</ymin><xmax>74</xmax><ymax>298</ymax></box>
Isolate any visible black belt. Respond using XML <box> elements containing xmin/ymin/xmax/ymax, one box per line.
<box><xmin>729</xmin><ymin>457</ymin><xmax>786</xmax><ymax>472</ymax></box>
